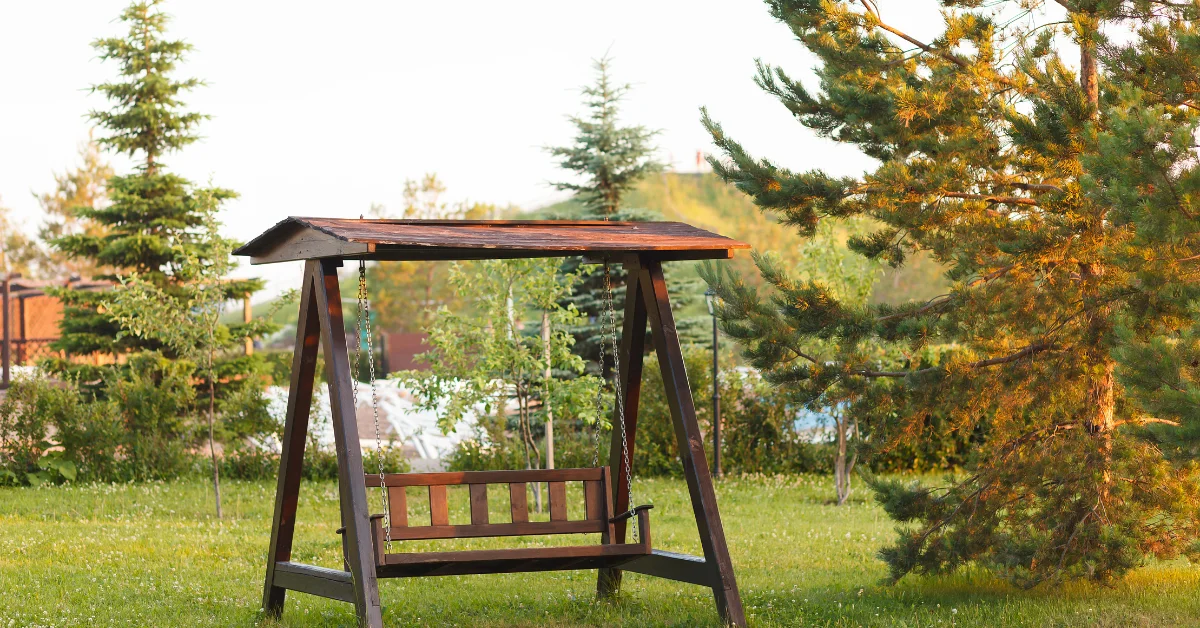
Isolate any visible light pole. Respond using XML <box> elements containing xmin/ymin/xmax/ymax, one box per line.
<box><xmin>705</xmin><ymin>288</ymin><xmax>721</xmax><ymax>477</ymax></box>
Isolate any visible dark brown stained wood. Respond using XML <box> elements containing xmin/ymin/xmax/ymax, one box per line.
<box><xmin>368</xmin><ymin>467</ymin><xmax>605</xmax><ymax>487</ymax></box>
<box><xmin>375</xmin><ymin>550</ymin><xmax>647</xmax><ymax>579</ymax></box>
<box><xmin>263</xmin><ymin>265</ymin><xmax>323</xmax><ymax>617</ymax></box>
<box><xmin>311</xmin><ymin>259</ymin><xmax>383</xmax><ymax>625</ymax></box>
<box><xmin>272</xmin><ymin>562</ymin><xmax>355</xmax><ymax>603</ymax></box>
<box><xmin>382</xmin><ymin>541</ymin><xmax>649</xmax><ymax>567</ymax></box>
<box><xmin>510</xmin><ymin>483</ymin><xmax>528</xmax><ymax>523</ymax></box>
<box><xmin>549</xmin><ymin>482</ymin><xmax>568</xmax><ymax>521</ymax></box>
<box><xmin>387</xmin><ymin>519</ymin><xmax>604</xmax><ymax>541</ymax></box>
<box><xmin>370</xmin><ymin>516</ymin><xmax>386</xmax><ymax>566</ymax></box>
<box><xmin>387</xmin><ymin>487</ymin><xmax>408</xmax><ymax>527</ymax></box>
<box><xmin>235</xmin><ymin>217</ymin><xmax>749</xmax><ymax>264</ymax></box>
<box><xmin>641</xmin><ymin>259</ymin><xmax>745</xmax><ymax>627</ymax></box>
<box><xmin>602</xmin><ymin>466</ymin><xmax>617</xmax><ymax>542</ymax></box>
<box><xmin>428</xmin><ymin>485</ymin><xmax>449</xmax><ymax>526</ymax></box>
<box><xmin>248</xmin><ymin>221</ymin><xmax>373</xmax><ymax>265</ymax></box>
<box><xmin>623</xmin><ymin>550</ymin><xmax>714</xmax><ymax>587</ymax></box>
<box><xmin>583</xmin><ymin>480</ymin><xmax>603</xmax><ymax>521</ymax></box>
<box><xmin>469</xmin><ymin>484</ymin><xmax>489</xmax><ymax>525</ymax></box>
<box><xmin>598</xmin><ymin>261</ymin><xmax>648</xmax><ymax>599</ymax></box>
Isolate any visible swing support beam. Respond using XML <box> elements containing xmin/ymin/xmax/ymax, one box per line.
<box><xmin>237</xmin><ymin>218</ymin><xmax>749</xmax><ymax>627</ymax></box>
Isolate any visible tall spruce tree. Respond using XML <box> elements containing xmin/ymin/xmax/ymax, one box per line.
<box><xmin>547</xmin><ymin>57</ymin><xmax>707</xmax><ymax>371</ymax></box>
<box><xmin>50</xmin><ymin>0</ymin><xmax>259</xmax><ymax>366</ymax></box>
<box><xmin>701</xmin><ymin>0</ymin><xmax>1200</xmax><ymax>585</ymax></box>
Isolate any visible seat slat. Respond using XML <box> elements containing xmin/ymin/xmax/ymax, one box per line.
<box><xmin>381</xmin><ymin>541</ymin><xmax>649</xmax><ymax>566</ymax></box>
<box><xmin>549</xmin><ymin>482</ymin><xmax>568</xmax><ymax>521</ymax></box>
<box><xmin>469</xmin><ymin>484</ymin><xmax>488</xmax><ymax>525</ymax></box>
<box><xmin>429</xmin><ymin>485</ymin><xmax>449</xmax><ymax>526</ymax></box>
<box><xmin>375</xmin><ymin>549</ymin><xmax>649</xmax><ymax>579</ymax></box>
<box><xmin>510</xmin><ymin>483</ymin><xmax>528</xmax><ymax>523</ymax></box>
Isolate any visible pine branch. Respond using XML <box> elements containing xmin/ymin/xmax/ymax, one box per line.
<box><xmin>942</xmin><ymin>192</ymin><xmax>1039</xmax><ymax>206</ymax></box>
<box><xmin>855</xmin><ymin>342</ymin><xmax>1057</xmax><ymax>378</ymax></box>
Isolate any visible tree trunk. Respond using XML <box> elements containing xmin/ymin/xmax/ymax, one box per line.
<box><xmin>208</xmin><ymin>363</ymin><xmax>222</xmax><ymax>519</ymax></box>
<box><xmin>1080</xmin><ymin>40</ymin><xmax>1099</xmax><ymax>109</ymax></box>
<box><xmin>834</xmin><ymin>413</ymin><xmax>851</xmax><ymax>506</ymax></box>
<box><xmin>1080</xmin><ymin>261</ymin><xmax>1115</xmax><ymax>504</ymax></box>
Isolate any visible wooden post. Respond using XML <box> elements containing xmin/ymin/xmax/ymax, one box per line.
<box><xmin>597</xmin><ymin>256</ymin><xmax>648</xmax><ymax>597</ymax></box>
<box><xmin>263</xmin><ymin>263</ymin><xmax>322</xmax><ymax>616</ymax></box>
<box><xmin>2</xmin><ymin>274</ymin><xmax>10</xmax><ymax>389</ymax></box>
<box><xmin>244</xmin><ymin>292</ymin><xmax>253</xmax><ymax>356</ymax></box>
<box><xmin>640</xmin><ymin>258</ymin><xmax>745</xmax><ymax>627</ymax></box>
<box><xmin>312</xmin><ymin>259</ymin><xmax>383</xmax><ymax>627</ymax></box>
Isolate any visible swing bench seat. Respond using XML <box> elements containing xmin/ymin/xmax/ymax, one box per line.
<box><xmin>355</xmin><ymin>466</ymin><xmax>652</xmax><ymax>578</ymax></box>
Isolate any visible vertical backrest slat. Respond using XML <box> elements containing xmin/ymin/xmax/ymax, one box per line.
<box><xmin>509</xmin><ymin>482</ymin><xmax>528</xmax><ymax>523</ymax></box>
<box><xmin>469</xmin><ymin>484</ymin><xmax>489</xmax><ymax>525</ymax></box>
<box><xmin>388</xmin><ymin>487</ymin><xmax>408</xmax><ymax>527</ymax></box>
<box><xmin>429</xmin><ymin>485</ymin><xmax>449</xmax><ymax>526</ymax></box>
<box><xmin>549</xmin><ymin>481</ymin><xmax>568</xmax><ymax>521</ymax></box>
<box><xmin>583</xmin><ymin>480</ymin><xmax>603</xmax><ymax>521</ymax></box>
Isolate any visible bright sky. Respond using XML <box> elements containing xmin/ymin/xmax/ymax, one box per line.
<box><xmin>0</xmin><ymin>1</ymin><xmax>947</xmax><ymax>297</ymax></box>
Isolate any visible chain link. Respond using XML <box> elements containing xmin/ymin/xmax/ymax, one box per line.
<box><xmin>353</xmin><ymin>260</ymin><xmax>391</xmax><ymax>552</ymax></box>
<box><xmin>602</xmin><ymin>263</ymin><xmax>636</xmax><ymax>541</ymax></box>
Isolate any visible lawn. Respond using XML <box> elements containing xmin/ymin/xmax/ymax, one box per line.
<box><xmin>2</xmin><ymin>475</ymin><xmax>1199</xmax><ymax>627</ymax></box>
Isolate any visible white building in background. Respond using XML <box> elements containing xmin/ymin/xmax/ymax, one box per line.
<box><xmin>264</xmin><ymin>379</ymin><xmax>477</xmax><ymax>471</ymax></box>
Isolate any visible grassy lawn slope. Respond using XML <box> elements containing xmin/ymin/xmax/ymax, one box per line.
<box><xmin>2</xmin><ymin>476</ymin><xmax>1198</xmax><ymax>627</ymax></box>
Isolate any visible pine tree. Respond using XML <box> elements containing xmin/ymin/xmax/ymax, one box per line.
<box><xmin>49</xmin><ymin>0</ymin><xmax>259</xmax><ymax>363</ymax></box>
<box><xmin>547</xmin><ymin>57</ymin><xmax>684</xmax><ymax>372</ymax></box>
<box><xmin>701</xmin><ymin>0</ymin><xmax>1200</xmax><ymax>585</ymax></box>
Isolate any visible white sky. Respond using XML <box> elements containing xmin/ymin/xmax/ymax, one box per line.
<box><xmin>0</xmin><ymin>1</ymin><xmax>947</xmax><ymax>297</ymax></box>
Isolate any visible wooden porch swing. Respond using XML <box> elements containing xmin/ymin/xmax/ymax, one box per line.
<box><xmin>234</xmin><ymin>217</ymin><xmax>750</xmax><ymax>627</ymax></box>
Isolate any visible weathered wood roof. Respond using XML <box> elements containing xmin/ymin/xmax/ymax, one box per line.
<box><xmin>234</xmin><ymin>217</ymin><xmax>749</xmax><ymax>264</ymax></box>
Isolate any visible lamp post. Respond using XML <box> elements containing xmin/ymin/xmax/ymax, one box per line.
<box><xmin>704</xmin><ymin>288</ymin><xmax>721</xmax><ymax>477</ymax></box>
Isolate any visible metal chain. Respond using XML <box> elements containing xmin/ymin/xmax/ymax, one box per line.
<box><xmin>354</xmin><ymin>260</ymin><xmax>391</xmax><ymax>552</ymax></box>
<box><xmin>591</xmin><ymin>303</ymin><xmax>608</xmax><ymax>469</ymax></box>
<box><xmin>602</xmin><ymin>262</ymin><xmax>637</xmax><ymax>542</ymax></box>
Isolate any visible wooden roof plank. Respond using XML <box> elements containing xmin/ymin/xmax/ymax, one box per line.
<box><xmin>235</xmin><ymin>217</ymin><xmax>747</xmax><ymax>264</ymax></box>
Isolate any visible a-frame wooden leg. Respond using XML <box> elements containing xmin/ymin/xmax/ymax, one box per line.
<box><xmin>263</xmin><ymin>261</ymin><xmax>322</xmax><ymax>617</ymax></box>
<box><xmin>598</xmin><ymin>256</ymin><xmax>648</xmax><ymax>598</ymax></box>
<box><xmin>312</xmin><ymin>259</ymin><xmax>384</xmax><ymax>627</ymax></box>
<box><xmin>641</xmin><ymin>259</ymin><xmax>746</xmax><ymax>627</ymax></box>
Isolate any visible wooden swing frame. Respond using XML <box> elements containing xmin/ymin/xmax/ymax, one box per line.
<box><xmin>235</xmin><ymin>218</ymin><xmax>750</xmax><ymax>627</ymax></box>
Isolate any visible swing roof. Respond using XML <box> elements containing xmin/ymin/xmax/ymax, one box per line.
<box><xmin>234</xmin><ymin>217</ymin><xmax>749</xmax><ymax>264</ymax></box>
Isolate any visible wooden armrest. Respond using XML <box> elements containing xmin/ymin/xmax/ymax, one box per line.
<box><xmin>335</xmin><ymin>514</ymin><xmax>387</xmax><ymax>536</ymax></box>
<box><xmin>609</xmin><ymin>504</ymin><xmax>654</xmax><ymax>524</ymax></box>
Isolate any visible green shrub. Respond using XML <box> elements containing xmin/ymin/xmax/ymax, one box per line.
<box><xmin>0</xmin><ymin>377</ymin><xmax>81</xmax><ymax>486</ymax></box>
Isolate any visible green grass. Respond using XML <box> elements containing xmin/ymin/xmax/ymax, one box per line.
<box><xmin>2</xmin><ymin>475</ymin><xmax>1199</xmax><ymax>627</ymax></box>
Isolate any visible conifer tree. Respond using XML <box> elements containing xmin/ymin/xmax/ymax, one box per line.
<box><xmin>701</xmin><ymin>0</ymin><xmax>1200</xmax><ymax>585</ymax></box>
<box><xmin>50</xmin><ymin>0</ymin><xmax>260</xmax><ymax>363</ymax></box>
<box><xmin>547</xmin><ymin>57</ymin><xmax>708</xmax><ymax>372</ymax></box>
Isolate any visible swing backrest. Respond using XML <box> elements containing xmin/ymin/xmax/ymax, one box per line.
<box><xmin>364</xmin><ymin>467</ymin><xmax>618</xmax><ymax>542</ymax></box>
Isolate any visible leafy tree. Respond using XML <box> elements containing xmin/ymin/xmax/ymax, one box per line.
<box><xmin>368</xmin><ymin>174</ymin><xmax>500</xmax><ymax>333</ymax></box>
<box><xmin>49</xmin><ymin>0</ymin><xmax>259</xmax><ymax>364</ymax></box>
<box><xmin>395</xmin><ymin>259</ymin><xmax>603</xmax><ymax>509</ymax></box>
<box><xmin>0</xmin><ymin>197</ymin><xmax>40</xmax><ymax>278</ymax></box>
<box><xmin>701</xmin><ymin>0</ymin><xmax>1200</xmax><ymax>585</ymax></box>
<box><xmin>36</xmin><ymin>134</ymin><xmax>113</xmax><ymax>280</ymax></box>
<box><xmin>105</xmin><ymin>193</ymin><xmax>282</xmax><ymax>517</ymax></box>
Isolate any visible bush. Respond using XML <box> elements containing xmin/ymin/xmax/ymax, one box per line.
<box><xmin>0</xmin><ymin>377</ymin><xmax>82</xmax><ymax>486</ymax></box>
